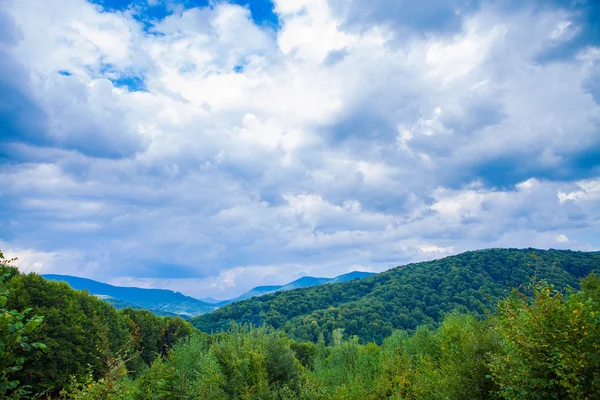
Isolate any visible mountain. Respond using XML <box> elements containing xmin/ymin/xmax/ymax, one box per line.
<box><xmin>190</xmin><ymin>248</ymin><xmax>600</xmax><ymax>343</ymax></box>
<box><xmin>219</xmin><ymin>285</ymin><xmax>283</xmax><ymax>305</ymax></box>
<box><xmin>93</xmin><ymin>294</ymin><xmax>183</xmax><ymax>317</ymax></box>
<box><xmin>217</xmin><ymin>271</ymin><xmax>376</xmax><ymax>306</ymax></box>
<box><xmin>199</xmin><ymin>297</ymin><xmax>225</xmax><ymax>304</ymax></box>
<box><xmin>43</xmin><ymin>275</ymin><xmax>217</xmax><ymax>318</ymax></box>
<box><xmin>330</xmin><ymin>271</ymin><xmax>375</xmax><ymax>284</ymax></box>
<box><xmin>42</xmin><ymin>270</ymin><xmax>375</xmax><ymax>317</ymax></box>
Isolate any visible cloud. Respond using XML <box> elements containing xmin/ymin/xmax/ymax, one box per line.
<box><xmin>328</xmin><ymin>0</ymin><xmax>481</xmax><ymax>38</ymax></box>
<box><xmin>0</xmin><ymin>0</ymin><xmax>599</xmax><ymax>298</ymax></box>
<box><xmin>0</xmin><ymin>1</ymin><xmax>148</xmax><ymax>159</ymax></box>
<box><xmin>0</xmin><ymin>10</ymin><xmax>49</xmax><ymax>153</ymax></box>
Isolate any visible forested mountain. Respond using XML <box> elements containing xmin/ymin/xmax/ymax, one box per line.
<box><xmin>43</xmin><ymin>274</ymin><xmax>217</xmax><ymax>317</ymax></box>
<box><xmin>218</xmin><ymin>271</ymin><xmax>375</xmax><ymax>306</ymax></box>
<box><xmin>3</xmin><ymin>249</ymin><xmax>600</xmax><ymax>399</ymax></box>
<box><xmin>191</xmin><ymin>248</ymin><xmax>600</xmax><ymax>343</ymax></box>
<box><xmin>4</xmin><ymin>249</ymin><xmax>600</xmax><ymax>399</ymax></box>
<box><xmin>94</xmin><ymin>294</ymin><xmax>183</xmax><ymax>317</ymax></box>
<box><xmin>44</xmin><ymin>271</ymin><xmax>375</xmax><ymax>313</ymax></box>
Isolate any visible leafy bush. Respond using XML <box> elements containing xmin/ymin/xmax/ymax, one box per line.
<box><xmin>0</xmin><ymin>253</ymin><xmax>46</xmax><ymax>398</ymax></box>
<box><xmin>490</xmin><ymin>274</ymin><xmax>600</xmax><ymax>399</ymax></box>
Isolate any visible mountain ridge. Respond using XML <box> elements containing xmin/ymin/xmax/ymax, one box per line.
<box><xmin>42</xmin><ymin>270</ymin><xmax>376</xmax><ymax>316</ymax></box>
<box><xmin>190</xmin><ymin>248</ymin><xmax>600</xmax><ymax>343</ymax></box>
<box><xmin>43</xmin><ymin>274</ymin><xmax>217</xmax><ymax>318</ymax></box>
<box><xmin>217</xmin><ymin>271</ymin><xmax>375</xmax><ymax>305</ymax></box>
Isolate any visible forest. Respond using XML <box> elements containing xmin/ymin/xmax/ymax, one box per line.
<box><xmin>191</xmin><ymin>248</ymin><xmax>600</xmax><ymax>343</ymax></box>
<box><xmin>1</xmin><ymin>248</ymin><xmax>599</xmax><ymax>399</ymax></box>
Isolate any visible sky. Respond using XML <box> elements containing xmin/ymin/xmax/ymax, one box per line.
<box><xmin>0</xmin><ymin>0</ymin><xmax>599</xmax><ymax>299</ymax></box>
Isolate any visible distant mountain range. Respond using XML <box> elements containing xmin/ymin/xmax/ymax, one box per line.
<box><xmin>43</xmin><ymin>271</ymin><xmax>375</xmax><ymax>318</ymax></box>
<box><xmin>215</xmin><ymin>271</ymin><xmax>376</xmax><ymax>306</ymax></box>
<box><xmin>43</xmin><ymin>275</ymin><xmax>217</xmax><ymax>318</ymax></box>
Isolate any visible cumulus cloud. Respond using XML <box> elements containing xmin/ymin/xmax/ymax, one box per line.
<box><xmin>0</xmin><ymin>0</ymin><xmax>599</xmax><ymax>298</ymax></box>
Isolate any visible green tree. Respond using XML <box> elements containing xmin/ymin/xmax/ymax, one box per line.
<box><xmin>133</xmin><ymin>335</ymin><xmax>226</xmax><ymax>400</ymax></box>
<box><xmin>290</xmin><ymin>341</ymin><xmax>318</xmax><ymax>370</ymax></box>
<box><xmin>0</xmin><ymin>252</ymin><xmax>46</xmax><ymax>397</ymax></box>
<box><xmin>4</xmin><ymin>273</ymin><xmax>130</xmax><ymax>394</ymax></box>
<box><xmin>490</xmin><ymin>275</ymin><xmax>600</xmax><ymax>399</ymax></box>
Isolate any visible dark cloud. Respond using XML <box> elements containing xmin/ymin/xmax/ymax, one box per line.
<box><xmin>583</xmin><ymin>61</ymin><xmax>600</xmax><ymax>105</ymax></box>
<box><xmin>323</xmin><ymin>48</ymin><xmax>349</xmax><ymax>66</ymax></box>
<box><xmin>0</xmin><ymin>52</ymin><xmax>49</xmax><ymax>149</ymax></box>
<box><xmin>0</xmin><ymin>11</ymin><xmax>49</xmax><ymax>154</ymax></box>
<box><xmin>0</xmin><ymin>7</ymin><xmax>146</xmax><ymax>161</ymax></box>
<box><xmin>441</xmin><ymin>102</ymin><xmax>507</xmax><ymax>138</ymax></box>
<box><xmin>456</xmin><ymin>138</ymin><xmax>600</xmax><ymax>189</ymax></box>
<box><xmin>43</xmin><ymin>76</ymin><xmax>147</xmax><ymax>159</ymax></box>
<box><xmin>532</xmin><ymin>0</ymin><xmax>600</xmax><ymax>63</ymax></box>
<box><xmin>329</xmin><ymin>0</ymin><xmax>481</xmax><ymax>37</ymax></box>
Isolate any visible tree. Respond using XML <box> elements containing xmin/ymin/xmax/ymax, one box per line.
<box><xmin>490</xmin><ymin>275</ymin><xmax>600</xmax><ymax>399</ymax></box>
<box><xmin>0</xmin><ymin>252</ymin><xmax>46</xmax><ymax>397</ymax></box>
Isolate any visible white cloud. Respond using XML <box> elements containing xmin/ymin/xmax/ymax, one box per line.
<box><xmin>1</xmin><ymin>0</ymin><xmax>599</xmax><ymax>298</ymax></box>
<box><xmin>558</xmin><ymin>179</ymin><xmax>600</xmax><ymax>203</ymax></box>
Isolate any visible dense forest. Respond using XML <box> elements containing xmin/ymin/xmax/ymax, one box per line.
<box><xmin>0</xmin><ymin>251</ymin><xmax>194</xmax><ymax>397</ymax></box>
<box><xmin>2</xmin><ymin>248</ymin><xmax>600</xmax><ymax>399</ymax></box>
<box><xmin>191</xmin><ymin>248</ymin><xmax>600</xmax><ymax>343</ymax></box>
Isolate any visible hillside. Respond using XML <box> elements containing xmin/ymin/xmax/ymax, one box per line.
<box><xmin>4</xmin><ymin>249</ymin><xmax>600</xmax><ymax>399</ymax></box>
<box><xmin>43</xmin><ymin>271</ymin><xmax>375</xmax><ymax>315</ymax></box>
<box><xmin>43</xmin><ymin>274</ymin><xmax>217</xmax><ymax>318</ymax></box>
<box><xmin>93</xmin><ymin>294</ymin><xmax>183</xmax><ymax>317</ymax></box>
<box><xmin>2</xmin><ymin>262</ymin><xmax>195</xmax><ymax>395</ymax></box>
<box><xmin>190</xmin><ymin>248</ymin><xmax>600</xmax><ymax>343</ymax></box>
<box><xmin>218</xmin><ymin>271</ymin><xmax>375</xmax><ymax>306</ymax></box>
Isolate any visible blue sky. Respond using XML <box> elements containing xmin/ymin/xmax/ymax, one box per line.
<box><xmin>0</xmin><ymin>0</ymin><xmax>599</xmax><ymax>299</ymax></box>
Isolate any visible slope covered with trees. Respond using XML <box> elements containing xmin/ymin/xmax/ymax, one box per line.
<box><xmin>2</xmin><ymin>249</ymin><xmax>600</xmax><ymax>399</ymax></box>
<box><xmin>191</xmin><ymin>248</ymin><xmax>600</xmax><ymax>343</ymax></box>
<box><xmin>24</xmin><ymin>274</ymin><xmax>600</xmax><ymax>399</ymax></box>
<box><xmin>1</xmin><ymin>253</ymin><xmax>195</xmax><ymax>396</ymax></box>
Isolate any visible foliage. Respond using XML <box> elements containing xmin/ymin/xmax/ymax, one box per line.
<box><xmin>290</xmin><ymin>340</ymin><xmax>318</xmax><ymax>370</ymax></box>
<box><xmin>4</xmin><ymin>272</ymin><xmax>131</xmax><ymax>394</ymax></box>
<box><xmin>3</xmin><ymin>248</ymin><xmax>600</xmax><ymax>399</ymax></box>
<box><xmin>0</xmin><ymin>253</ymin><xmax>46</xmax><ymax>397</ymax></box>
<box><xmin>58</xmin><ymin>353</ymin><xmax>135</xmax><ymax>400</ymax></box>
<box><xmin>1</xmin><ymin>251</ymin><xmax>195</xmax><ymax>395</ymax></box>
<box><xmin>191</xmin><ymin>248</ymin><xmax>600</xmax><ymax>343</ymax></box>
<box><xmin>121</xmin><ymin>307</ymin><xmax>195</xmax><ymax>372</ymax></box>
<box><xmin>490</xmin><ymin>274</ymin><xmax>600</xmax><ymax>399</ymax></box>
<box><xmin>133</xmin><ymin>335</ymin><xmax>226</xmax><ymax>399</ymax></box>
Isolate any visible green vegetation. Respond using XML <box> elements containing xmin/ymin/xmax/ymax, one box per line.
<box><xmin>1</xmin><ymin>254</ymin><xmax>194</xmax><ymax>397</ymax></box>
<box><xmin>0</xmin><ymin>252</ymin><xmax>46</xmax><ymax>397</ymax></box>
<box><xmin>191</xmin><ymin>248</ymin><xmax>600</xmax><ymax>343</ymax></box>
<box><xmin>56</xmin><ymin>275</ymin><xmax>600</xmax><ymax>399</ymax></box>
<box><xmin>2</xmin><ymin>248</ymin><xmax>599</xmax><ymax>399</ymax></box>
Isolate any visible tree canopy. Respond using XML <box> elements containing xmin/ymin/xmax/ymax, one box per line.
<box><xmin>191</xmin><ymin>248</ymin><xmax>600</xmax><ymax>343</ymax></box>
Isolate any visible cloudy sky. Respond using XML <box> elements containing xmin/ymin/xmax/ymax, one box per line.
<box><xmin>1</xmin><ymin>0</ymin><xmax>599</xmax><ymax>299</ymax></box>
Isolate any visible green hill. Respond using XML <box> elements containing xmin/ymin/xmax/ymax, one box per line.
<box><xmin>43</xmin><ymin>274</ymin><xmax>217</xmax><ymax>317</ymax></box>
<box><xmin>93</xmin><ymin>294</ymin><xmax>184</xmax><ymax>317</ymax></box>
<box><xmin>190</xmin><ymin>248</ymin><xmax>600</xmax><ymax>343</ymax></box>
